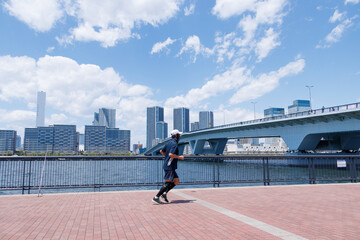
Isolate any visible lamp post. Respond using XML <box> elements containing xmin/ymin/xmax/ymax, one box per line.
<box><xmin>305</xmin><ymin>85</ymin><xmax>314</xmax><ymax>109</ymax></box>
<box><xmin>251</xmin><ymin>102</ymin><xmax>257</xmax><ymax>120</ymax></box>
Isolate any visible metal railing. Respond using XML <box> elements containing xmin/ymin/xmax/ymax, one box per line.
<box><xmin>0</xmin><ymin>155</ymin><xmax>358</xmax><ymax>194</ymax></box>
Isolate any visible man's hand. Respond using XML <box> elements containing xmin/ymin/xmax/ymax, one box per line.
<box><xmin>178</xmin><ymin>155</ymin><xmax>184</xmax><ymax>160</ymax></box>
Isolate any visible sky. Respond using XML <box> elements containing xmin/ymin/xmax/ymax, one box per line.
<box><xmin>0</xmin><ymin>0</ymin><xmax>359</xmax><ymax>149</ymax></box>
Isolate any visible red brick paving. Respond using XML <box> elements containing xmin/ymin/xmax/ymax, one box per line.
<box><xmin>0</xmin><ymin>183</ymin><xmax>359</xmax><ymax>239</ymax></box>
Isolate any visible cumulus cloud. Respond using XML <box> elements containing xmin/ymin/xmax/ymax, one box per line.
<box><xmin>177</xmin><ymin>35</ymin><xmax>213</xmax><ymax>63</ymax></box>
<box><xmin>0</xmin><ymin>55</ymin><xmax>156</xmax><ymax>141</ymax></box>
<box><xmin>3</xmin><ymin>0</ymin><xmax>182</xmax><ymax>47</ymax></box>
<box><xmin>3</xmin><ymin>0</ymin><xmax>64</xmax><ymax>32</ymax></box>
<box><xmin>229</xmin><ymin>58</ymin><xmax>305</xmax><ymax>104</ymax></box>
<box><xmin>150</xmin><ymin>37</ymin><xmax>177</xmax><ymax>54</ymax></box>
<box><xmin>255</xmin><ymin>28</ymin><xmax>280</xmax><ymax>62</ymax></box>
<box><xmin>184</xmin><ymin>3</ymin><xmax>195</xmax><ymax>16</ymax></box>
<box><xmin>165</xmin><ymin>57</ymin><xmax>305</xmax><ymax>108</ymax></box>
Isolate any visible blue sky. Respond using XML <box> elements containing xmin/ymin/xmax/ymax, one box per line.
<box><xmin>0</xmin><ymin>0</ymin><xmax>359</xmax><ymax>148</ymax></box>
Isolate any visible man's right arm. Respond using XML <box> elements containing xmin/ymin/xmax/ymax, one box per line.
<box><xmin>160</xmin><ymin>150</ymin><xmax>166</xmax><ymax>157</ymax></box>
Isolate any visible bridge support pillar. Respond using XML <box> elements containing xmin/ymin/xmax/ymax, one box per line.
<box><xmin>189</xmin><ymin>138</ymin><xmax>228</xmax><ymax>155</ymax></box>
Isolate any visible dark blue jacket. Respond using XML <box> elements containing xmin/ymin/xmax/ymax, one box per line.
<box><xmin>161</xmin><ymin>139</ymin><xmax>179</xmax><ymax>170</ymax></box>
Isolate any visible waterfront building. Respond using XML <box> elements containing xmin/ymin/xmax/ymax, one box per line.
<box><xmin>264</xmin><ymin>108</ymin><xmax>285</xmax><ymax>117</ymax></box>
<box><xmin>288</xmin><ymin>100</ymin><xmax>311</xmax><ymax>114</ymax></box>
<box><xmin>173</xmin><ymin>107</ymin><xmax>190</xmax><ymax>133</ymax></box>
<box><xmin>36</xmin><ymin>91</ymin><xmax>46</xmax><ymax>127</ymax></box>
<box><xmin>16</xmin><ymin>135</ymin><xmax>21</xmax><ymax>150</ymax></box>
<box><xmin>24</xmin><ymin>125</ymin><xmax>78</xmax><ymax>153</ymax></box>
<box><xmin>191</xmin><ymin>122</ymin><xmax>200</xmax><ymax>131</ymax></box>
<box><xmin>0</xmin><ymin>130</ymin><xmax>16</xmax><ymax>154</ymax></box>
<box><xmin>85</xmin><ymin>125</ymin><xmax>106</xmax><ymax>153</ymax></box>
<box><xmin>147</xmin><ymin>106</ymin><xmax>166</xmax><ymax>148</ymax></box>
<box><xmin>85</xmin><ymin>126</ymin><xmax>130</xmax><ymax>153</ymax></box>
<box><xmin>93</xmin><ymin>108</ymin><xmax>116</xmax><ymax>128</ymax></box>
<box><xmin>133</xmin><ymin>143</ymin><xmax>143</xmax><ymax>154</ymax></box>
<box><xmin>53</xmin><ymin>125</ymin><xmax>78</xmax><ymax>154</ymax></box>
<box><xmin>199</xmin><ymin>111</ymin><xmax>214</xmax><ymax>130</ymax></box>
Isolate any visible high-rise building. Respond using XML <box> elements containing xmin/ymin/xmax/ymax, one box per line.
<box><xmin>85</xmin><ymin>126</ymin><xmax>130</xmax><ymax>153</ymax></box>
<box><xmin>0</xmin><ymin>130</ymin><xmax>16</xmax><ymax>154</ymax></box>
<box><xmin>93</xmin><ymin>108</ymin><xmax>116</xmax><ymax>128</ymax></box>
<box><xmin>173</xmin><ymin>107</ymin><xmax>189</xmax><ymax>133</ymax></box>
<box><xmin>264</xmin><ymin>108</ymin><xmax>285</xmax><ymax>117</ymax></box>
<box><xmin>146</xmin><ymin>106</ymin><xmax>166</xmax><ymax>148</ymax></box>
<box><xmin>53</xmin><ymin>125</ymin><xmax>78</xmax><ymax>154</ymax></box>
<box><xmin>16</xmin><ymin>135</ymin><xmax>21</xmax><ymax>150</ymax></box>
<box><xmin>85</xmin><ymin>125</ymin><xmax>106</xmax><ymax>153</ymax></box>
<box><xmin>156</xmin><ymin>121</ymin><xmax>168</xmax><ymax>139</ymax></box>
<box><xmin>24</xmin><ymin>125</ymin><xmax>78</xmax><ymax>153</ymax></box>
<box><xmin>191</xmin><ymin>122</ymin><xmax>200</xmax><ymax>131</ymax></box>
<box><xmin>133</xmin><ymin>143</ymin><xmax>143</xmax><ymax>154</ymax></box>
<box><xmin>36</xmin><ymin>91</ymin><xmax>46</xmax><ymax>127</ymax></box>
<box><xmin>288</xmin><ymin>100</ymin><xmax>311</xmax><ymax>114</ymax></box>
<box><xmin>199</xmin><ymin>111</ymin><xmax>214</xmax><ymax>130</ymax></box>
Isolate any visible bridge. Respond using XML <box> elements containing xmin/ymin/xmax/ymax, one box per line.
<box><xmin>145</xmin><ymin>102</ymin><xmax>360</xmax><ymax>155</ymax></box>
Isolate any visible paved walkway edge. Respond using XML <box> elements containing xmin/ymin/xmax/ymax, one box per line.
<box><xmin>174</xmin><ymin>191</ymin><xmax>308</xmax><ymax>240</ymax></box>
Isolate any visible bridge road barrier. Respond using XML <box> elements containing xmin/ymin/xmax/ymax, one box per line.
<box><xmin>0</xmin><ymin>155</ymin><xmax>358</xmax><ymax>194</ymax></box>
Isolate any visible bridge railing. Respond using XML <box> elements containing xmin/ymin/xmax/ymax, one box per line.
<box><xmin>191</xmin><ymin>101</ymin><xmax>360</xmax><ymax>132</ymax></box>
<box><xmin>0</xmin><ymin>155</ymin><xmax>358</xmax><ymax>194</ymax></box>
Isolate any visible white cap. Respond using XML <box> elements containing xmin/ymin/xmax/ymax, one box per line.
<box><xmin>170</xmin><ymin>129</ymin><xmax>182</xmax><ymax>136</ymax></box>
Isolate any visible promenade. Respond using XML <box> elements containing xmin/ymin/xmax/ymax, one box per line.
<box><xmin>0</xmin><ymin>183</ymin><xmax>359</xmax><ymax>240</ymax></box>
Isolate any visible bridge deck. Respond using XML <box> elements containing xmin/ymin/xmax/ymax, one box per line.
<box><xmin>1</xmin><ymin>183</ymin><xmax>359</xmax><ymax>239</ymax></box>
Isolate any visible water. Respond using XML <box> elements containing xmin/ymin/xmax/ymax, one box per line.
<box><xmin>0</xmin><ymin>157</ymin><xmax>357</xmax><ymax>195</ymax></box>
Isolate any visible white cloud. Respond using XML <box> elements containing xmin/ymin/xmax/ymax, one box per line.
<box><xmin>46</xmin><ymin>113</ymin><xmax>68</xmax><ymax>125</ymax></box>
<box><xmin>150</xmin><ymin>37</ymin><xmax>177</xmax><ymax>54</ymax></box>
<box><xmin>255</xmin><ymin>28</ymin><xmax>280</xmax><ymax>62</ymax></box>
<box><xmin>0</xmin><ymin>55</ymin><xmax>156</xmax><ymax>143</ymax></box>
<box><xmin>345</xmin><ymin>0</ymin><xmax>359</xmax><ymax>5</ymax></box>
<box><xmin>47</xmin><ymin>46</ymin><xmax>55</xmax><ymax>53</ymax></box>
<box><xmin>177</xmin><ymin>35</ymin><xmax>213</xmax><ymax>63</ymax></box>
<box><xmin>0</xmin><ymin>109</ymin><xmax>35</xmax><ymax>122</ymax></box>
<box><xmin>329</xmin><ymin>9</ymin><xmax>345</xmax><ymax>23</ymax></box>
<box><xmin>165</xmin><ymin>61</ymin><xmax>249</xmax><ymax>108</ymax></box>
<box><xmin>212</xmin><ymin>0</ymin><xmax>257</xmax><ymax>19</ymax></box>
<box><xmin>3</xmin><ymin>0</ymin><xmax>64</xmax><ymax>32</ymax></box>
<box><xmin>4</xmin><ymin>0</ymin><xmax>182</xmax><ymax>47</ymax></box>
<box><xmin>229</xmin><ymin>58</ymin><xmax>305</xmax><ymax>104</ymax></box>
<box><xmin>317</xmin><ymin>17</ymin><xmax>355</xmax><ymax>48</ymax></box>
<box><xmin>184</xmin><ymin>3</ymin><xmax>195</xmax><ymax>16</ymax></box>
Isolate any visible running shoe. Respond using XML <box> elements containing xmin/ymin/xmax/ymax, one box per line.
<box><xmin>161</xmin><ymin>193</ymin><xmax>169</xmax><ymax>203</ymax></box>
<box><xmin>152</xmin><ymin>196</ymin><xmax>162</xmax><ymax>204</ymax></box>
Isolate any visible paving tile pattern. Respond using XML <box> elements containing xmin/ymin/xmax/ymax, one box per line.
<box><xmin>0</xmin><ymin>183</ymin><xmax>359</xmax><ymax>239</ymax></box>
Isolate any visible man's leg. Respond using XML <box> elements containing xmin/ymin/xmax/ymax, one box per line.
<box><xmin>152</xmin><ymin>181</ymin><xmax>172</xmax><ymax>204</ymax></box>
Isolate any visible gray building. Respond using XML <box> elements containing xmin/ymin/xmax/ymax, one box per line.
<box><xmin>85</xmin><ymin>125</ymin><xmax>106</xmax><ymax>153</ymax></box>
<box><xmin>24</xmin><ymin>125</ymin><xmax>78</xmax><ymax>154</ymax></box>
<box><xmin>199</xmin><ymin>111</ymin><xmax>214</xmax><ymax>130</ymax></box>
<box><xmin>36</xmin><ymin>91</ymin><xmax>46</xmax><ymax>127</ymax></box>
<box><xmin>93</xmin><ymin>108</ymin><xmax>116</xmax><ymax>128</ymax></box>
<box><xmin>173</xmin><ymin>107</ymin><xmax>189</xmax><ymax>133</ymax></box>
<box><xmin>147</xmin><ymin>106</ymin><xmax>166</xmax><ymax>148</ymax></box>
<box><xmin>16</xmin><ymin>135</ymin><xmax>21</xmax><ymax>150</ymax></box>
<box><xmin>156</xmin><ymin>121</ymin><xmax>168</xmax><ymax>139</ymax></box>
<box><xmin>0</xmin><ymin>130</ymin><xmax>17</xmax><ymax>154</ymax></box>
<box><xmin>191</xmin><ymin>122</ymin><xmax>200</xmax><ymax>131</ymax></box>
<box><xmin>85</xmin><ymin>126</ymin><xmax>130</xmax><ymax>153</ymax></box>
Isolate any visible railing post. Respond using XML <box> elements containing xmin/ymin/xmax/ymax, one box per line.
<box><xmin>308</xmin><ymin>157</ymin><xmax>316</xmax><ymax>184</ymax></box>
<box><xmin>350</xmin><ymin>158</ymin><xmax>357</xmax><ymax>183</ymax></box>
<box><xmin>217</xmin><ymin>158</ymin><xmax>220</xmax><ymax>188</ymax></box>
<box><xmin>262</xmin><ymin>157</ymin><xmax>266</xmax><ymax>186</ymax></box>
<box><xmin>28</xmin><ymin>160</ymin><xmax>32</xmax><ymax>194</ymax></box>
<box><xmin>266</xmin><ymin>157</ymin><xmax>270</xmax><ymax>185</ymax></box>
<box><xmin>213</xmin><ymin>159</ymin><xmax>216</xmax><ymax>188</ymax></box>
<box><xmin>22</xmin><ymin>160</ymin><xmax>26</xmax><ymax>195</ymax></box>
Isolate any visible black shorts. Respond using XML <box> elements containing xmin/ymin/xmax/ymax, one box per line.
<box><xmin>164</xmin><ymin>170</ymin><xmax>178</xmax><ymax>181</ymax></box>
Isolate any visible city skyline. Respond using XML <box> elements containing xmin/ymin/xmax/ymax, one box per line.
<box><xmin>0</xmin><ymin>1</ymin><xmax>359</xmax><ymax>147</ymax></box>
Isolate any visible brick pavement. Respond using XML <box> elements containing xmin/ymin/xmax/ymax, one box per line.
<box><xmin>0</xmin><ymin>183</ymin><xmax>359</xmax><ymax>240</ymax></box>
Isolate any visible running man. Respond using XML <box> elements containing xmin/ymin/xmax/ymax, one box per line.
<box><xmin>152</xmin><ymin>129</ymin><xmax>184</xmax><ymax>204</ymax></box>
